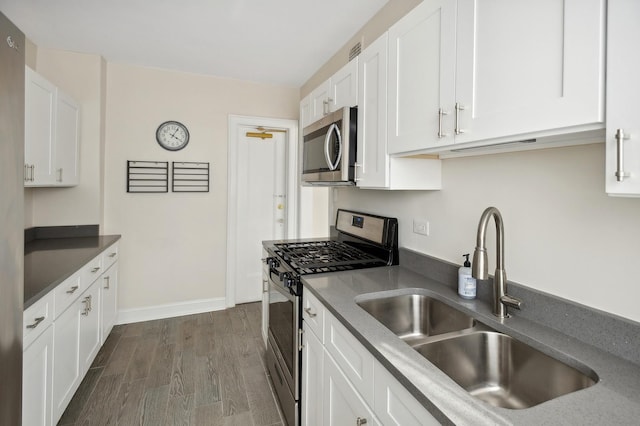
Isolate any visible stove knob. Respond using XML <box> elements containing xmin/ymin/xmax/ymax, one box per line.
<box><xmin>267</xmin><ymin>257</ymin><xmax>279</xmax><ymax>269</ymax></box>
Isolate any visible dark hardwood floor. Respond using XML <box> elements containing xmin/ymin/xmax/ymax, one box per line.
<box><xmin>58</xmin><ymin>302</ymin><xmax>283</xmax><ymax>426</ymax></box>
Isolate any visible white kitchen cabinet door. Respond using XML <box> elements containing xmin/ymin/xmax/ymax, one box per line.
<box><xmin>100</xmin><ymin>263</ymin><xmax>118</xmax><ymax>344</ymax></box>
<box><xmin>605</xmin><ymin>0</ymin><xmax>640</xmax><ymax>196</ymax></box>
<box><xmin>329</xmin><ymin>58</ymin><xmax>358</xmax><ymax>111</ymax></box>
<box><xmin>301</xmin><ymin>321</ymin><xmax>324</xmax><ymax>426</ymax></box>
<box><xmin>23</xmin><ymin>325</ymin><xmax>54</xmax><ymax>426</ymax></box>
<box><xmin>323</xmin><ymin>352</ymin><xmax>381</xmax><ymax>426</ymax></box>
<box><xmin>310</xmin><ymin>79</ymin><xmax>332</xmax><ymax>124</ymax></box>
<box><xmin>54</xmin><ymin>90</ymin><xmax>80</xmax><ymax>186</ymax></box>
<box><xmin>387</xmin><ymin>0</ymin><xmax>456</xmax><ymax>154</ymax></box>
<box><xmin>357</xmin><ymin>32</ymin><xmax>389</xmax><ymax>188</ymax></box>
<box><xmin>373</xmin><ymin>361</ymin><xmax>439</xmax><ymax>426</ymax></box>
<box><xmin>300</xmin><ymin>94</ymin><xmax>312</xmax><ymax>131</ymax></box>
<box><xmin>52</xmin><ymin>296</ymin><xmax>82</xmax><ymax>423</ymax></box>
<box><xmin>324</xmin><ymin>309</ymin><xmax>375</xmax><ymax>405</ymax></box>
<box><xmin>261</xmin><ymin>252</ymin><xmax>269</xmax><ymax>347</ymax></box>
<box><xmin>453</xmin><ymin>0</ymin><xmax>605</xmax><ymax>146</ymax></box>
<box><xmin>79</xmin><ymin>281</ymin><xmax>101</xmax><ymax>375</ymax></box>
<box><xmin>25</xmin><ymin>66</ymin><xmax>56</xmax><ymax>185</ymax></box>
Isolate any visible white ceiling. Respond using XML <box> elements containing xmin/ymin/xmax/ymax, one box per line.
<box><xmin>0</xmin><ymin>0</ymin><xmax>388</xmax><ymax>87</ymax></box>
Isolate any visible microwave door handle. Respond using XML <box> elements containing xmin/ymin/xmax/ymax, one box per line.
<box><xmin>324</xmin><ymin>123</ymin><xmax>342</xmax><ymax>171</ymax></box>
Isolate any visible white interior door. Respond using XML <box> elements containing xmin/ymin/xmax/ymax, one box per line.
<box><xmin>235</xmin><ymin>129</ymin><xmax>287</xmax><ymax>304</ymax></box>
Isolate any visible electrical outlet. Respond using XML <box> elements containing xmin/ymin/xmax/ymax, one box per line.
<box><xmin>413</xmin><ymin>219</ymin><xmax>429</xmax><ymax>236</ymax></box>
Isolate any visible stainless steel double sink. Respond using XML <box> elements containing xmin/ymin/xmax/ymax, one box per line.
<box><xmin>356</xmin><ymin>293</ymin><xmax>598</xmax><ymax>410</ymax></box>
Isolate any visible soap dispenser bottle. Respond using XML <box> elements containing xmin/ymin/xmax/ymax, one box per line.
<box><xmin>458</xmin><ymin>254</ymin><xmax>476</xmax><ymax>299</ymax></box>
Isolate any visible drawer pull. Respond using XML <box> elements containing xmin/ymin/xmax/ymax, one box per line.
<box><xmin>82</xmin><ymin>295</ymin><xmax>92</xmax><ymax>316</ymax></box>
<box><xmin>26</xmin><ymin>316</ymin><xmax>45</xmax><ymax>329</ymax></box>
<box><xmin>304</xmin><ymin>307</ymin><xmax>317</xmax><ymax>318</ymax></box>
<box><xmin>91</xmin><ymin>267</ymin><xmax>101</xmax><ymax>273</ymax></box>
<box><xmin>356</xmin><ymin>417</ymin><xmax>367</xmax><ymax>425</ymax></box>
<box><xmin>104</xmin><ymin>276</ymin><xmax>110</xmax><ymax>289</ymax></box>
<box><xmin>66</xmin><ymin>285</ymin><xmax>79</xmax><ymax>294</ymax></box>
<box><xmin>108</xmin><ymin>252</ymin><xmax>117</xmax><ymax>258</ymax></box>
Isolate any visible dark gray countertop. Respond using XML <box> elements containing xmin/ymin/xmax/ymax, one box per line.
<box><xmin>301</xmin><ymin>262</ymin><xmax>640</xmax><ymax>425</ymax></box>
<box><xmin>24</xmin><ymin>234</ymin><xmax>121</xmax><ymax>309</ymax></box>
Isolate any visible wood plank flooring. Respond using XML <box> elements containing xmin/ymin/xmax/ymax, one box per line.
<box><xmin>58</xmin><ymin>302</ymin><xmax>284</xmax><ymax>426</ymax></box>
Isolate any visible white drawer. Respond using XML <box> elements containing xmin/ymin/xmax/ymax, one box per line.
<box><xmin>23</xmin><ymin>291</ymin><xmax>54</xmax><ymax>349</ymax></box>
<box><xmin>53</xmin><ymin>271</ymin><xmax>83</xmax><ymax>318</ymax></box>
<box><xmin>302</xmin><ymin>290</ymin><xmax>325</xmax><ymax>342</ymax></box>
<box><xmin>102</xmin><ymin>242</ymin><xmax>119</xmax><ymax>271</ymax></box>
<box><xmin>324</xmin><ymin>310</ymin><xmax>375</xmax><ymax>406</ymax></box>
<box><xmin>81</xmin><ymin>253</ymin><xmax>103</xmax><ymax>286</ymax></box>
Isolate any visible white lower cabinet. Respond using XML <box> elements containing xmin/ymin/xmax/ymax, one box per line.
<box><xmin>374</xmin><ymin>362</ymin><xmax>439</xmax><ymax>426</ymax></box>
<box><xmin>324</xmin><ymin>353</ymin><xmax>381</xmax><ymax>426</ymax></box>
<box><xmin>100</xmin><ymin>263</ymin><xmax>118</xmax><ymax>343</ymax></box>
<box><xmin>301</xmin><ymin>321</ymin><xmax>324</xmax><ymax>426</ymax></box>
<box><xmin>24</xmin><ymin>241</ymin><xmax>120</xmax><ymax>426</ymax></box>
<box><xmin>23</xmin><ymin>324</ymin><xmax>54</xmax><ymax>426</ymax></box>
<box><xmin>302</xmin><ymin>290</ymin><xmax>439</xmax><ymax>425</ymax></box>
<box><xmin>53</xmin><ymin>280</ymin><xmax>101</xmax><ymax>423</ymax></box>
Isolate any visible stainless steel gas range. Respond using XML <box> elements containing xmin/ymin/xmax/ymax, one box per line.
<box><xmin>263</xmin><ymin>209</ymin><xmax>399</xmax><ymax>426</ymax></box>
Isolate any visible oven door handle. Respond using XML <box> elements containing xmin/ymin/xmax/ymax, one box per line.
<box><xmin>269</xmin><ymin>277</ymin><xmax>296</xmax><ymax>303</ymax></box>
<box><xmin>324</xmin><ymin>123</ymin><xmax>342</xmax><ymax>171</ymax></box>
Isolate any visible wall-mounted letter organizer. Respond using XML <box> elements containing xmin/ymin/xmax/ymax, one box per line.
<box><xmin>127</xmin><ymin>161</ymin><xmax>169</xmax><ymax>193</ymax></box>
<box><xmin>172</xmin><ymin>162</ymin><xmax>210</xmax><ymax>192</ymax></box>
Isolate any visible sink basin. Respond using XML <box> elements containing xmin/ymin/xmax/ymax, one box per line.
<box><xmin>356</xmin><ymin>294</ymin><xmax>476</xmax><ymax>345</ymax></box>
<box><xmin>416</xmin><ymin>331</ymin><xmax>598</xmax><ymax>409</ymax></box>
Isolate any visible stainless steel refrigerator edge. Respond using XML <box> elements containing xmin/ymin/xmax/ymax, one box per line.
<box><xmin>0</xmin><ymin>11</ymin><xmax>25</xmax><ymax>426</ymax></box>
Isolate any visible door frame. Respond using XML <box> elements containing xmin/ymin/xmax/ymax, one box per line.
<box><xmin>226</xmin><ymin>115</ymin><xmax>299</xmax><ymax>308</ymax></box>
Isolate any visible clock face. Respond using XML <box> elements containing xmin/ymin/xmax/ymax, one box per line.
<box><xmin>156</xmin><ymin>121</ymin><xmax>190</xmax><ymax>151</ymax></box>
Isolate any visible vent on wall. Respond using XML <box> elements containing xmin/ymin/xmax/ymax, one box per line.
<box><xmin>349</xmin><ymin>42</ymin><xmax>361</xmax><ymax>61</ymax></box>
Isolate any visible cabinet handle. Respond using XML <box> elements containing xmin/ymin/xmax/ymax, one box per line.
<box><xmin>455</xmin><ymin>103</ymin><xmax>466</xmax><ymax>135</ymax></box>
<box><xmin>91</xmin><ymin>266</ymin><xmax>101</xmax><ymax>273</ymax></box>
<box><xmin>615</xmin><ymin>128</ymin><xmax>631</xmax><ymax>182</ymax></box>
<box><xmin>323</xmin><ymin>98</ymin><xmax>333</xmax><ymax>115</ymax></box>
<box><xmin>304</xmin><ymin>307</ymin><xmax>317</xmax><ymax>318</ymax></box>
<box><xmin>356</xmin><ymin>417</ymin><xmax>367</xmax><ymax>425</ymax></box>
<box><xmin>108</xmin><ymin>252</ymin><xmax>117</xmax><ymax>258</ymax></box>
<box><xmin>56</xmin><ymin>168</ymin><xmax>63</xmax><ymax>182</ymax></box>
<box><xmin>82</xmin><ymin>295</ymin><xmax>92</xmax><ymax>315</ymax></box>
<box><xmin>104</xmin><ymin>276</ymin><xmax>110</xmax><ymax>289</ymax></box>
<box><xmin>66</xmin><ymin>285</ymin><xmax>79</xmax><ymax>294</ymax></box>
<box><xmin>438</xmin><ymin>108</ymin><xmax>449</xmax><ymax>138</ymax></box>
<box><xmin>26</xmin><ymin>316</ymin><xmax>45</xmax><ymax>329</ymax></box>
<box><xmin>354</xmin><ymin>162</ymin><xmax>362</xmax><ymax>182</ymax></box>
<box><xmin>24</xmin><ymin>164</ymin><xmax>28</xmax><ymax>182</ymax></box>
<box><xmin>29</xmin><ymin>165</ymin><xmax>35</xmax><ymax>182</ymax></box>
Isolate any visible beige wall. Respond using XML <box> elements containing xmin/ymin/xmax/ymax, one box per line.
<box><xmin>301</xmin><ymin>0</ymin><xmax>421</xmax><ymax>97</ymax></box>
<box><xmin>103</xmin><ymin>62</ymin><xmax>299</xmax><ymax>311</ymax></box>
<box><xmin>332</xmin><ymin>143</ymin><xmax>640</xmax><ymax>323</ymax></box>
<box><xmin>27</xmin><ymin>48</ymin><xmax>106</xmax><ymax>228</ymax></box>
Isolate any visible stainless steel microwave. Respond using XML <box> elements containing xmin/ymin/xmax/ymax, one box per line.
<box><xmin>301</xmin><ymin>106</ymin><xmax>357</xmax><ymax>185</ymax></box>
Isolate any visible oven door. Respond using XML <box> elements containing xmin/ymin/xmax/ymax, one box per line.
<box><xmin>267</xmin><ymin>275</ymin><xmax>300</xmax><ymax>399</ymax></box>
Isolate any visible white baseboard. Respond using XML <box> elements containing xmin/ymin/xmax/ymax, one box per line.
<box><xmin>116</xmin><ymin>297</ymin><xmax>227</xmax><ymax>324</ymax></box>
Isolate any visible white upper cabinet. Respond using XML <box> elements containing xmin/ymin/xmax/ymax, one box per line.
<box><xmin>25</xmin><ymin>67</ymin><xmax>56</xmax><ymax>185</ymax></box>
<box><xmin>453</xmin><ymin>0</ymin><xmax>605</xmax><ymax>146</ymax></box>
<box><xmin>387</xmin><ymin>0</ymin><xmax>456</xmax><ymax>154</ymax></box>
<box><xmin>605</xmin><ymin>0</ymin><xmax>640</xmax><ymax>197</ymax></box>
<box><xmin>388</xmin><ymin>0</ymin><xmax>605</xmax><ymax>155</ymax></box>
<box><xmin>54</xmin><ymin>91</ymin><xmax>80</xmax><ymax>186</ymax></box>
<box><xmin>25</xmin><ymin>66</ymin><xmax>80</xmax><ymax>187</ymax></box>
<box><xmin>307</xmin><ymin>59</ymin><xmax>358</xmax><ymax>126</ymax></box>
<box><xmin>357</xmin><ymin>32</ymin><xmax>390</xmax><ymax>187</ymax></box>
<box><xmin>300</xmin><ymin>94</ymin><xmax>312</xmax><ymax>130</ymax></box>
<box><xmin>357</xmin><ymin>32</ymin><xmax>442</xmax><ymax>190</ymax></box>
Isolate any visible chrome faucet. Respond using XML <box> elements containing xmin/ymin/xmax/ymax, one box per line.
<box><xmin>472</xmin><ymin>207</ymin><xmax>522</xmax><ymax>319</ymax></box>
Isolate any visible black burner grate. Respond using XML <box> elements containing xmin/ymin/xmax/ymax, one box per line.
<box><xmin>274</xmin><ymin>241</ymin><xmax>387</xmax><ymax>274</ymax></box>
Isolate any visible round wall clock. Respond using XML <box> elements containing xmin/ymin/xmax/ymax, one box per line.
<box><xmin>156</xmin><ymin>121</ymin><xmax>190</xmax><ymax>151</ymax></box>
